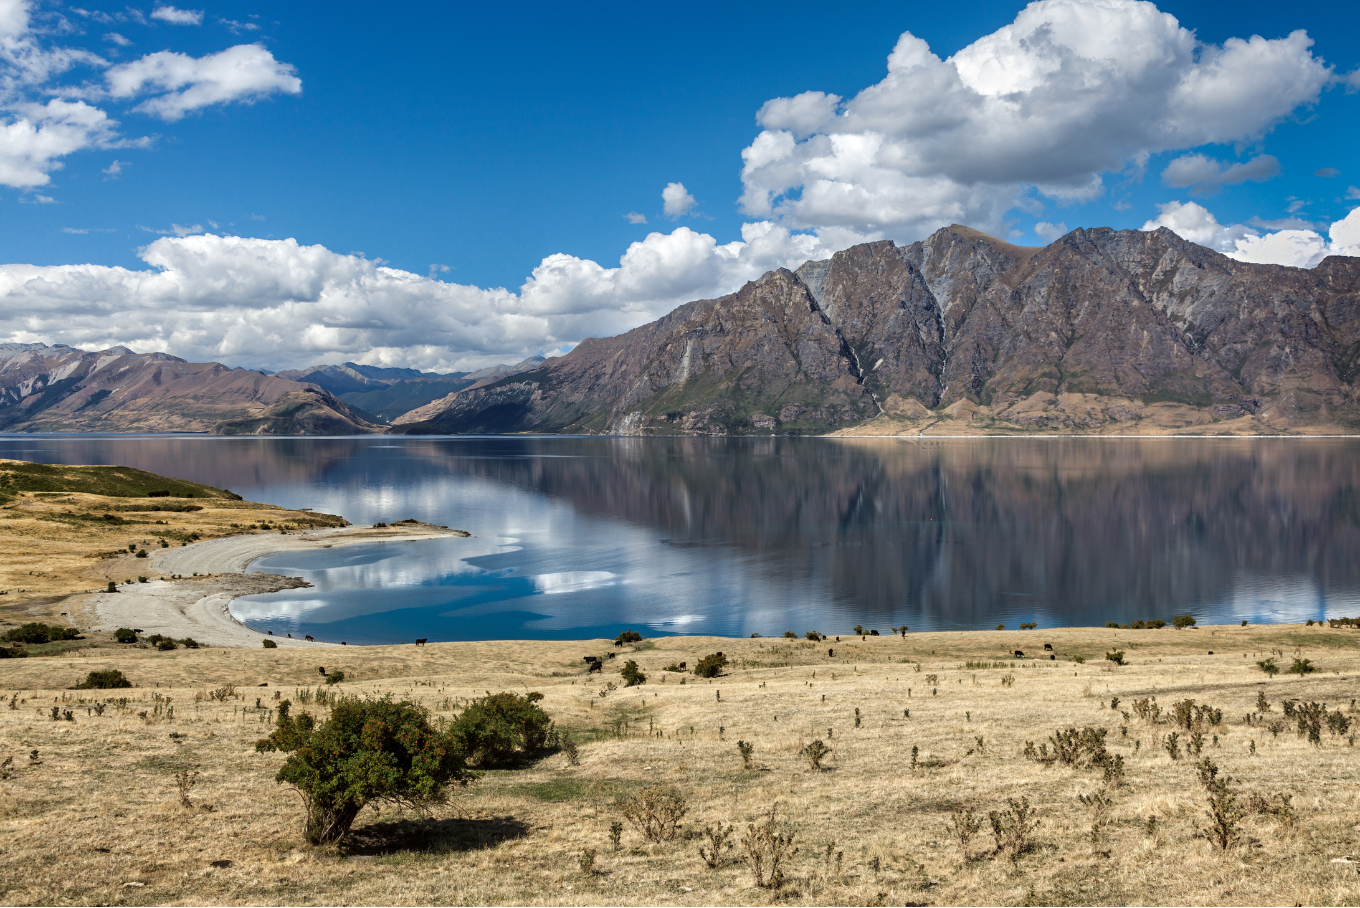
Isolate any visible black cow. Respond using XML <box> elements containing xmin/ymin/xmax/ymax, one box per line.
<box><xmin>678</xmin><ymin>661</ymin><xmax>687</xmax><ymax>669</ymax></box>
<box><xmin>1043</xmin><ymin>643</ymin><xmax>1053</xmax><ymax>651</ymax></box>
<box><xmin>828</xmin><ymin>648</ymin><xmax>834</xmax><ymax>657</ymax></box>
<box><xmin>304</xmin><ymin>635</ymin><xmax>315</xmax><ymax>642</ymax></box>
<box><xmin>1014</xmin><ymin>650</ymin><xmax>1024</xmax><ymax>657</ymax></box>
<box><xmin>588</xmin><ymin>661</ymin><xmax>602</xmax><ymax>673</ymax></box>
<box><xmin>415</xmin><ymin>638</ymin><xmax>427</xmax><ymax>646</ymax></box>
<box><xmin>318</xmin><ymin>667</ymin><xmax>326</xmax><ymax>676</ymax></box>
<box><xmin>1049</xmin><ymin>655</ymin><xmax>1055</xmax><ymax>660</ymax></box>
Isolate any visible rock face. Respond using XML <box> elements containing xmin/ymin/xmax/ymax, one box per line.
<box><xmin>393</xmin><ymin>225</ymin><xmax>1360</xmax><ymax>436</ymax></box>
<box><xmin>0</xmin><ymin>344</ymin><xmax>379</xmax><ymax>434</ymax></box>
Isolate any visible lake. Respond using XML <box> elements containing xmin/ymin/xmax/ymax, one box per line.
<box><xmin>3</xmin><ymin>435</ymin><xmax>1358</xmax><ymax>642</ymax></box>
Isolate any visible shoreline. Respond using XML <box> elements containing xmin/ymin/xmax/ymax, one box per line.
<box><xmin>72</xmin><ymin>522</ymin><xmax>468</xmax><ymax>648</ymax></box>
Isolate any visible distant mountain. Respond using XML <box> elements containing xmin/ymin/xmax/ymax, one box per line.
<box><xmin>391</xmin><ymin>226</ymin><xmax>1360</xmax><ymax>436</ymax></box>
<box><xmin>279</xmin><ymin>356</ymin><xmax>547</xmax><ymax>423</ymax></box>
<box><xmin>0</xmin><ymin>344</ymin><xmax>379</xmax><ymax>435</ymax></box>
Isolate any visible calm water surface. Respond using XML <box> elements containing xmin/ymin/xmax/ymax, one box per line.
<box><xmin>3</xmin><ymin>435</ymin><xmax>1358</xmax><ymax>642</ymax></box>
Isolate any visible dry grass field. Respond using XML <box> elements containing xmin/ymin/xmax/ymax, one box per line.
<box><xmin>3</xmin><ymin>624</ymin><xmax>1358</xmax><ymax>906</ymax></box>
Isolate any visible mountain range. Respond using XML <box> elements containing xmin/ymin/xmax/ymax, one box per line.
<box><xmin>3</xmin><ymin>225</ymin><xmax>1357</xmax><ymax>436</ymax></box>
<box><xmin>392</xmin><ymin>225</ymin><xmax>1360</xmax><ymax>436</ymax></box>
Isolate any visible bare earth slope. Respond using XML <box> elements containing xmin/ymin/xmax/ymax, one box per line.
<box><xmin>0</xmin><ymin>344</ymin><xmax>380</xmax><ymax>435</ymax></box>
<box><xmin>395</xmin><ymin>226</ymin><xmax>1360</xmax><ymax>436</ymax></box>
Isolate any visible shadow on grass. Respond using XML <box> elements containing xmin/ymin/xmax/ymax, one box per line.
<box><xmin>345</xmin><ymin>815</ymin><xmax>530</xmax><ymax>857</ymax></box>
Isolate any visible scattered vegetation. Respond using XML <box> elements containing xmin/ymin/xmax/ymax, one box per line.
<box><xmin>74</xmin><ymin>669</ymin><xmax>131</xmax><ymax>689</ymax></box>
<box><xmin>619</xmin><ymin>785</ymin><xmax>688</xmax><ymax>843</ymax></box>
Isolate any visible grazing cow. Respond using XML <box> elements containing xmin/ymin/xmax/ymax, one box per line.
<box><xmin>678</xmin><ymin>661</ymin><xmax>687</xmax><ymax>669</ymax></box>
<box><xmin>258</xmin><ymin>682</ymin><xmax>268</xmax><ymax>687</ymax></box>
<box><xmin>1043</xmin><ymin>643</ymin><xmax>1053</xmax><ymax>651</ymax></box>
<box><xmin>1049</xmin><ymin>655</ymin><xmax>1056</xmax><ymax>660</ymax></box>
<box><xmin>304</xmin><ymin>635</ymin><xmax>315</xmax><ymax>642</ymax></box>
<box><xmin>415</xmin><ymin>638</ymin><xmax>427</xmax><ymax>646</ymax></box>
<box><xmin>613</xmin><ymin>639</ymin><xmax>623</xmax><ymax>647</ymax></box>
<box><xmin>828</xmin><ymin>648</ymin><xmax>834</xmax><ymax>657</ymax></box>
<box><xmin>583</xmin><ymin>656</ymin><xmax>599</xmax><ymax>663</ymax></box>
<box><xmin>716</xmin><ymin>652</ymin><xmax>723</xmax><ymax>658</ymax></box>
<box><xmin>1207</xmin><ymin>651</ymin><xmax>1214</xmax><ymax>655</ymax></box>
<box><xmin>267</xmin><ymin>631</ymin><xmax>274</xmax><ymax>636</ymax></box>
<box><xmin>341</xmin><ymin>642</ymin><xmax>347</xmax><ymax>646</ymax></box>
<box><xmin>318</xmin><ymin>667</ymin><xmax>326</xmax><ymax>676</ymax></box>
<box><xmin>286</xmin><ymin>633</ymin><xmax>293</xmax><ymax>638</ymax></box>
<box><xmin>588</xmin><ymin>661</ymin><xmax>602</xmax><ymax>673</ymax></box>
<box><xmin>1014</xmin><ymin>650</ymin><xmax>1024</xmax><ymax>657</ymax></box>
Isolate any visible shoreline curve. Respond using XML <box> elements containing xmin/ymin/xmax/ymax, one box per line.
<box><xmin>75</xmin><ymin>523</ymin><xmax>468</xmax><ymax>649</ymax></box>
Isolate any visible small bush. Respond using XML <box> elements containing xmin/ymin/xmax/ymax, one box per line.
<box><xmin>323</xmin><ymin>670</ymin><xmax>346</xmax><ymax>685</ymax></box>
<box><xmin>1173</xmin><ymin>614</ymin><xmax>1197</xmax><ymax>629</ymax></box>
<box><xmin>740</xmin><ymin>804</ymin><xmax>797</xmax><ymax>889</ymax></box>
<box><xmin>578</xmin><ymin>848</ymin><xmax>596</xmax><ymax>875</ymax></box>
<box><xmin>737</xmin><ymin>740</ymin><xmax>754</xmax><ymax>770</ymax></box>
<box><xmin>1105</xmin><ymin>650</ymin><xmax>1125</xmax><ymax>666</ymax></box>
<box><xmin>613</xmin><ymin>629</ymin><xmax>642</xmax><ymax>646</ymax></box>
<box><xmin>948</xmin><ymin>806</ymin><xmax>983</xmax><ymax>861</ymax></box>
<box><xmin>262</xmin><ymin>638</ymin><xmax>278</xmax><ymax>648</ymax></box>
<box><xmin>1105</xmin><ymin>621</ymin><xmax>1120</xmax><ymax>628</ymax></box>
<box><xmin>74</xmin><ymin>669</ymin><xmax>131</xmax><ymax>689</ymax></box>
<box><xmin>179</xmin><ymin>637</ymin><xmax>200</xmax><ymax>649</ymax></box>
<box><xmin>619</xmin><ymin>785</ymin><xmax>688</xmax><ymax>842</ymax></box>
<box><xmin>802</xmin><ymin>739</ymin><xmax>830</xmax><ymax>771</ymax></box>
<box><xmin>693</xmin><ymin>653</ymin><xmax>727</xmax><ymax>678</ymax></box>
<box><xmin>1148</xmin><ymin>619</ymin><xmax>1167</xmax><ymax>628</ymax></box>
<box><xmin>620</xmin><ymin>660</ymin><xmax>646</xmax><ymax>687</ymax></box>
<box><xmin>1257</xmin><ymin>657</ymin><xmax>1280</xmax><ymax>676</ymax></box>
<box><xmin>106</xmin><ymin>581</ymin><xmax>117</xmax><ymax>593</ymax></box>
<box><xmin>1197</xmin><ymin>758</ymin><xmax>1242</xmax><ymax>849</ymax></box>
<box><xmin>988</xmin><ymin>798</ymin><xmax>1039</xmax><ymax>860</ymax></box>
<box><xmin>451</xmin><ymin>691</ymin><xmax>552</xmax><ymax>767</ymax></box>
<box><xmin>1020</xmin><ymin>621</ymin><xmax>1037</xmax><ymax>630</ymax></box>
<box><xmin>699</xmin><ymin>823</ymin><xmax>735</xmax><ymax>868</ymax></box>
<box><xmin>114</xmin><ymin>627</ymin><xmax>138</xmax><ymax>644</ymax></box>
<box><xmin>1285</xmin><ymin>657</ymin><xmax>1316</xmax><ymax>676</ymax></box>
<box><xmin>804</xmin><ymin>631</ymin><xmax>822</xmax><ymax>641</ymax></box>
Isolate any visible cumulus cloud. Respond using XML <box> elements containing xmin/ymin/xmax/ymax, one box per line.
<box><xmin>1142</xmin><ymin>200</ymin><xmax>1360</xmax><ymax>267</ymax></box>
<box><xmin>0</xmin><ymin>224</ymin><xmax>838</xmax><ymax>372</ymax></box>
<box><xmin>1033</xmin><ymin>221</ymin><xmax>1068</xmax><ymax>243</ymax></box>
<box><xmin>0</xmin><ymin>1</ymin><xmax>300</xmax><ymax>184</ymax></box>
<box><xmin>623</xmin><ymin>212</ymin><xmax>647</xmax><ymax>224</ymax></box>
<box><xmin>661</xmin><ymin>182</ymin><xmax>696</xmax><ymax>218</ymax></box>
<box><xmin>150</xmin><ymin>6</ymin><xmax>203</xmax><ymax>25</ymax></box>
<box><xmin>1161</xmin><ymin>153</ymin><xmax>1280</xmax><ymax>194</ymax></box>
<box><xmin>1315</xmin><ymin>167</ymin><xmax>1340</xmax><ymax>177</ymax></box>
<box><xmin>740</xmin><ymin>0</ymin><xmax>1332</xmax><ymax>243</ymax></box>
<box><xmin>105</xmin><ymin>43</ymin><xmax>301</xmax><ymax>120</ymax></box>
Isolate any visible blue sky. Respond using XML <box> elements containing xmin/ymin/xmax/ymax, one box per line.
<box><xmin>1</xmin><ymin>0</ymin><xmax>1358</xmax><ymax>370</ymax></box>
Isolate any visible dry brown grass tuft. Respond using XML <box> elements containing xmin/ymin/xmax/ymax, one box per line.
<box><xmin>1</xmin><ymin>624</ymin><xmax>1359</xmax><ymax>905</ymax></box>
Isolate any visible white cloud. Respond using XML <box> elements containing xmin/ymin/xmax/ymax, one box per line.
<box><xmin>1315</xmin><ymin>167</ymin><xmax>1340</xmax><ymax>178</ymax></box>
<box><xmin>740</xmin><ymin>0</ymin><xmax>1332</xmax><ymax>244</ymax></box>
<box><xmin>623</xmin><ymin>211</ymin><xmax>647</xmax><ymax>224</ymax></box>
<box><xmin>0</xmin><ymin>98</ymin><xmax>122</xmax><ymax>187</ymax></box>
<box><xmin>103</xmin><ymin>32</ymin><xmax>131</xmax><ymax>47</ymax></box>
<box><xmin>1346</xmin><ymin>187</ymin><xmax>1360</xmax><ymax>200</ymax></box>
<box><xmin>150</xmin><ymin>6</ymin><xmax>203</xmax><ymax>25</ymax></box>
<box><xmin>1142</xmin><ymin>200</ymin><xmax>1360</xmax><ymax>268</ymax></box>
<box><xmin>0</xmin><ymin>225</ymin><xmax>837</xmax><ymax>372</ymax></box>
<box><xmin>102</xmin><ymin>158</ymin><xmax>125</xmax><ymax>176</ymax></box>
<box><xmin>661</xmin><ymin>182</ymin><xmax>696</xmax><ymax>218</ymax></box>
<box><xmin>1033</xmin><ymin>221</ymin><xmax>1067</xmax><ymax>243</ymax></box>
<box><xmin>105</xmin><ymin>43</ymin><xmax>301</xmax><ymax>121</ymax></box>
<box><xmin>1161</xmin><ymin>153</ymin><xmax>1279</xmax><ymax>194</ymax></box>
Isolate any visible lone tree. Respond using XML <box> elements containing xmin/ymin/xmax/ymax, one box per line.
<box><xmin>257</xmin><ymin>696</ymin><xmax>473</xmax><ymax>845</ymax></box>
<box><xmin>450</xmin><ymin>691</ymin><xmax>553</xmax><ymax>767</ymax></box>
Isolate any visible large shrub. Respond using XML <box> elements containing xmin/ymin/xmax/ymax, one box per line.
<box><xmin>451</xmin><ymin>691</ymin><xmax>552</xmax><ymax>767</ymax></box>
<box><xmin>75</xmin><ymin>669</ymin><xmax>131</xmax><ymax>689</ymax></box>
<box><xmin>693</xmin><ymin>652</ymin><xmax>728</xmax><ymax>678</ymax></box>
<box><xmin>258</xmin><ymin>696</ymin><xmax>472</xmax><ymax>845</ymax></box>
<box><xmin>3</xmin><ymin>623</ymin><xmax>79</xmax><ymax>645</ymax></box>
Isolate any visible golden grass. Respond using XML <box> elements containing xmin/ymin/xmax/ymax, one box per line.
<box><xmin>3</xmin><ymin>624</ymin><xmax>1359</xmax><ymax>905</ymax></box>
<box><xmin>0</xmin><ymin>488</ymin><xmax>343</xmax><ymax>624</ymax></box>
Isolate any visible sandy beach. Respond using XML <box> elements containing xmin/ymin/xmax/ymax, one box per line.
<box><xmin>71</xmin><ymin>522</ymin><xmax>468</xmax><ymax>648</ymax></box>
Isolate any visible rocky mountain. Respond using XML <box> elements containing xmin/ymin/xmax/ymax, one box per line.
<box><xmin>0</xmin><ymin>344</ymin><xmax>379</xmax><ymax>434</ymax></box>
<box><xmin>392</xmin><ymin>226</ymin><xmax>1360</xmax><ymax>436</ymax></box>
<box><xmin>280</xmin><ymin>355</ymin><xmax>547</xmax><ymax>423</ymax></box>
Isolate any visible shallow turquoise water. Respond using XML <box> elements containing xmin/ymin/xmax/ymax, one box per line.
<box><xmin>4</xmin><ymin>435</ymin><xmax>1358</xmax><ymax>642</ymax></box>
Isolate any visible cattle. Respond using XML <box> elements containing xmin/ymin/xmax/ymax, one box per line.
<box><xmin>415</xmin><ymin>638</ymin><xmax>427</xmax><ymax>646</ymax></box>
<box><xmin>304</xmin><ymin>635</ymin><xmax>315</xmax><ymax>642</ymax></box>
<box><xmin>584</xmin><ymin>655</ymin><xmax>599</xmax><ymax>663</ymax></box>
<box><xmin>716</xmin><ymin>652</ymin><xmax>724</xmax><ymax>658</ymax></box>
<box><xmin>678</xmin><ymin>661</ymin><xmax>687</xmax><ymax>669</ymax></box>
<box><xmin>267</xmin><ymin>631</ymin><xmax>274</xmax><ymax>636</ymax></box>
<box><xmin>1014</xmin><ymin>650</ymin><xmax>1024</xmax><ymax>657</ymax></box>
<box><xmin>1043</xmin><ymin>643</ymin><xmax>1053</xmax><ymax>651</ymax></box>
<box><xmin>258</xmin><ymin>682</ymin><xmax>268</xmax><ymax>687</ymax></box>
<box><xmin>1049</xmin><ymin>655</ymin><xmax>1055</xmax><ymax>660</ymax></box>
<box><xmin>286</xmin><ymin>633</ymin><xmax>293</xmax><ymax>638</ymax></box>
<box><xmin>613</xmin><ymin>639</ymin><xmax>623</xmax><ymax>647</ymax></box>
<box><xmin>341</xmin><ymin>641</ymin><xmax>347</xmax><ymax>646</ymax></box>
<box><xmin>588</xmin><ymin>661</ymin><xmax>602</xmax><ymax>673</ymax></box>
<box><xmin>828</xmin><ymin>648</ymin><xmax>834</xmax><ymax>657</ymax></box>
<box><xmin>1207</xmin><ymin>651</ymin><xmax>1213</xmax><ymax>655</ymax></box>
<box><xmin>318</xmin><ymin>667</ymin><xmax>326</xmax><ymax>676</ymax></box>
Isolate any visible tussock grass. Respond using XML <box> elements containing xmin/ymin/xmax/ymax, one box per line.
<box><xmin>1</xmin><ymin>624</ymin><xmax>1358</xmax><ymax>905</ymax></box>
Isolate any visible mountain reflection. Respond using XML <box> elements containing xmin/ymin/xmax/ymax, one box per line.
<box><xmin>4</xmin><ymin>435</ymin><xmax>1358</xmax><ymax>633</ymax></box>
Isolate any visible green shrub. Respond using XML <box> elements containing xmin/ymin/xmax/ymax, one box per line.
<box><xmin>262</xmin><ymin>696</ymin><xmax>473</xmax><ymax>844</ymax></box>
<box><xmin>1256</xmin><ymin>657</ymin><xmax>1279</xmax><ymax>676</ymax></box>
<box><xmin>737</xmin><ymin>740</ymin><xmax>754</xmax><ymax>770</ymax></box>
<box><xmin>620</xmin><ymin>660</ymin><xmax>646</xmax><ymax>687</ymax></box>
<box><xmin>804</xmin><ymin>631</ymin><xmax>822</xmax><ymax>641</ymax></box>
<box><xmin>783</xmin><ymin>631</ymin><xmax>797</xmax><ymax>639</ymax></box>
<box><xmin>1105</xmin><ymin>622</ymin><xmax>1120</xmax><ymax>628</ymax></box>
<box><xmin>3</xmin><ymin>623</ymin><xmax>79</xmax><ymax>644</ymax></box>
<box><xmin>451</xmin><ymin>691</ymin><xmax>552</xmax><ymax>766</ymax></box>
<box><xmin>1105</xmin><ymin>650</ymin><xmax>1125</xmax><ymax>666</ymax></box>
<box><xmin>618</xmin><ymin>784</ymin><xmax>687</xmax><ymax>843</ymax></box>
<box><xmin>1286</xmin><ymin>658</ymin><xmax>1316</xmax><ymax>676</ymax></box>
<box><xmin>323</xmin><ymin>670</ymin><xmax>346</xmax><ymax>685</ymax></box>
<box><xmin>179</xmin><ymin>637</ymin><xmax>200</xmax><ymax>649</ymax></box>
<box><xmin>802</xmin><ymin>739</ymin><xmax>830</xmax><ymax>771</ymax></box>
<box><xmin>256</xmin><ymin>700</ymin><xmax>316</xmax><ymax>752</ymax></box>
<box><xmin>693</xmin><ymin>653</ymin><xmax>728</xmax><ymax>678</ymax></box>
<box><xmin>1173</xmin><ymin>614</ymin><xmax>1197</xmax><ymax>629</ymax></box>
<box><xmin>1148</xmin><ymin>619</ymin><xmax>1167</xmax><ymax>628</ymax></box>
<box><xmin>1197</xmin><ymin>758</ymin><xmax>1242</xmax><ymax>849</ymax></box>
<box><xmin>1020</xmin><ymin>622</ymin><xmax>1037</xmax><ymax>630</ymax></box>
<box><xmin>853</xmin><ymin>624</ymin><xmax>864</xmax><ymax>635</ymax></box>
<box><xmin>114</xmin><ymin>627</ymin><xmax>138</xmax><ymax>644</ymax></box>
<box><xmin>613</xmin><ymin>629</ymin><xmax>642</xmax><ymax>645</ymax></box>
<box><xmin>75</xmin><ymin>669</ymin><xmax>131</xmax><ymax>689</ymax></box>
<box><xmin>262</xmin><ymin>638</ymin><xmax>278</xmax><ymax>648</ymax></box>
